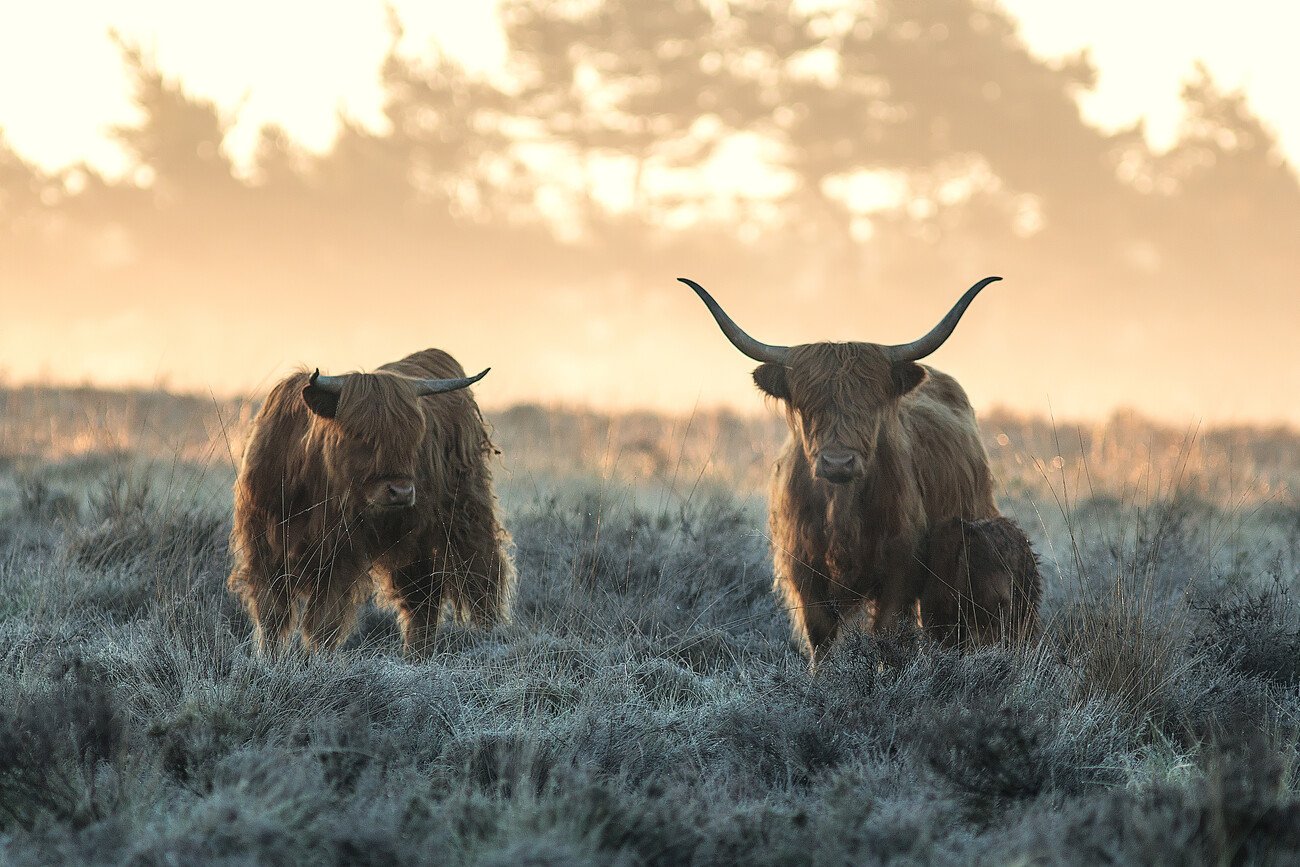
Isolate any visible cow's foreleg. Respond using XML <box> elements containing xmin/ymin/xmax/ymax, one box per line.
<box><xmin>805</xmin><ymin>605</ymin><xmax>844</xmax><ymax>668</ymax></box>
<box><xmin>229</xmin><ymin>570</ymin><xmax>296</xmax><ymax>657</ymax></box>
<box><xmin>299</xmin><ymin>583</ymin><xmax>364</xmax><ymax>652</ymax></box>
<box><xmin>381</xmin><ymin>558</ymin><xmax>445</xmax><ymax>659</ymax></box>
<box><xmin>870</xmin><ymin>535</ymin><xmax>925</xmax><ymax>636</ymax></box>
<box><xmin>251</xmin><ymin>586</ymin><xmax>296</xmax><ymax>656</ymax></box>
<box><xmin>443</xmin><ymin>541</ymin><xmax>512</xmax><ymax>629</ymax></box>
<box><xmin>774</xmin><ymin>556</ymin><xmax>842</xmax><ymax>666</ymax></box>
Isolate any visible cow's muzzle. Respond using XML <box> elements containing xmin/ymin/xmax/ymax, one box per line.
<box><xmin>368</xmin><ymin>479</ymin><xmax>416</xmax><ymax>510</ymax></box>
<box><xmin>814</xmin><ymin>449</ymin><xmax>862</xmax><ymax>485</ymax></box>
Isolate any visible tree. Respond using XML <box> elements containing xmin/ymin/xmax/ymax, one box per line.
<box><xmin>109</xmin><ymin>34</ymin><xmax>239</xmax><ymax>207</ymax></box>
<box><xmin>499</xmin><ymin>0</ymin><xmax>818</xmax><ymax>238</ymax></box>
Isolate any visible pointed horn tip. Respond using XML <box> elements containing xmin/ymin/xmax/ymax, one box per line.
<box><xmin>963</xmin><ymin>275</ymin><xmax>1002</xmax><ymax>299</ymax></box>
<box><xmin>471</xmin><ymin>367</ymin><xmax>490</xmax><ymax>381</ymax></box>
<box><xmin>309</xmin><ymin>368</ymin><xmax>320</xmax><ymax>384</ymax></box>
<box><xmin>678</xmin><ymin>277</ymin><xmax>717</xmax><ymax>305</ymax></box>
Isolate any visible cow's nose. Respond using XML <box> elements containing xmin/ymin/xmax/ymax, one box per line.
<box><xmin>385</xmin><ymin>481</ymin><xmax>415</xmax><ymax>507</ymax></box>
<box><xmin>815</xmin><ymin>451</ymin><xmax>858</xmax><ymax>483</ymax></box>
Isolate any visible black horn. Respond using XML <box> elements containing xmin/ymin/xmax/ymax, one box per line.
<box><xmin>309</xmin><ymin>369</ymin><xmax>347</xmax><ymax>394</ymax></box>
<box><xmin>412</xmin><ymin>367</ymin><xmax>490</xmax><ymax>396</ymax></box>
<box><xmin>884</xmin><ymin>277</ymin><xmax>1001</xmax><ymax>363</ymax></box>
<box><xmin>679</xmin><ymin>278</ymin><xmax>791</xmax><ymax>364</ymax></box>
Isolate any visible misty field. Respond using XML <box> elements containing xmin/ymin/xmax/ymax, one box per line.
<box><xmin>0</xmin><ymin>386</ymin><xmax>1298</xmax><ymax>864</ymax></box>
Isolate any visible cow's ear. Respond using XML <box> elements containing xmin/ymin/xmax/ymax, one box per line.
<box><xmin>891</xmin><ymin>361</ymin><xmax>927</xmax><ymax>396</ymax></box>
<box><xmin>302</xmin><ymin>382</ymin><xmax>340</xmax><ymax>419</ymax></box>
<box><xmin>753</xmin><ymin>363</ymin><xmax>790</xmax><ymax>401</ymax></box>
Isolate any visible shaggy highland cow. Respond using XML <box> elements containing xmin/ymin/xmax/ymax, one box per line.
<box><xmin>227</xmin><ymin>348</ymin><xmax>514</xmax><ymax>657</ymax></box>
<box><xmin>920</xmin><ymin>516</ymin><xmax>1043</xmax><ymax>649</ymax></box>
<box><xmin>682</xmin><ymin>276</ymin><xmax>1014</xmax><ymax>663</ymax></box>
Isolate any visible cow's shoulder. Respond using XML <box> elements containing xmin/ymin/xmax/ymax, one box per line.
<box><xmin>238</xmin><ymin>370</ymin><xmax>316</xmax><ymax>506</ymax></box>
<box><xmin>913</xmin><ymin>366</ymin><xmax>973</xmax><ymax>412</ymax></box>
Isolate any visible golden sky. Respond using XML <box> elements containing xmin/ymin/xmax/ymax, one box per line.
<box><xmin>1</xmin><ymin>1</ymin><xmax>1298</xmax><ymax>424</ymax></box>
<box><xmin>3</xmin><ymin>1</ymin><xmax>1296</xmax><ymax>175</ymax></box>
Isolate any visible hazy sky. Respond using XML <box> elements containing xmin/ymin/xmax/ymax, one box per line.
<box><xmin>0</xmin><ymin>0</ymin><xmax>504</xmax><ymax>176</ymax></box>
<box><xmin>1</xmin><ymin>2</ymin><xmax>1298</xmax><ymax>424</ymax></box>
<box><xmin>2</xmin><ymin>1</ymin><xmax>1297</xmax><ymax>176</ymax></box>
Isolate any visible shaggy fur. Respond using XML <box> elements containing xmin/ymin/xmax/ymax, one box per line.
<box><xmin>759</xmin><ymin>343</ymin><xmax>1000</xmax><ymax>662</ymax></box>
<box><xmin>919</xmin><ymin>517</ymin><xmax>1043</xmax><ymax>649</ymax></box>
<box><xmin>227</xmin><ymin>348</ymin><xmax>514</xmax><ymax>657</ymax></box>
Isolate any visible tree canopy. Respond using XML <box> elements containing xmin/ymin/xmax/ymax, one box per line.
<box><xmin>2</xmin><ymin>0</ymin><xmax>1296</xmax><ymax>415</ymax></box>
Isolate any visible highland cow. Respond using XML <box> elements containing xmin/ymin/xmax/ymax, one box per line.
<box><xmin>920</xmin><ymin>516</ymin><xmax>1043</xmax><ymax>649</ymax></box>
<box><xmin>227</xmin><ymin>348</ymin><xmax>514</xmax><ymax>658</ymax></box>
<box><xmin>682</xmin><ymin>276</ymin><xmax>1006</xmax><ymax>663</ymax></box>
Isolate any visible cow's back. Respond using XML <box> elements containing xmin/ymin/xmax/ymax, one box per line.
<box><xmin>379</xmin><ymin>348</ymin><xmax>469</xmax><ymax>382</ymax></box>
<box><xmin>902</xmin><ymin>366</ymin><xmax>998</xmax><ymax>526</ymax></box>
<box><xmin>236</xmin><ymin>371</ymin><xmax>316</xmax><ymax>518</ymax></box>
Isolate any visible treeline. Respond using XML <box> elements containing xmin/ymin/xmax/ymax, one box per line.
<box><xmin>2</xmin><ymin>0</ymin><xmax>1298</xmax><ymax>412</ymax></box>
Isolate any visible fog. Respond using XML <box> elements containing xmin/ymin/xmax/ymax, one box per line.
<box><xmin>2</xmin><ymin>0</ymin><xmax>1297</xmax><ymax>423</ymax></box>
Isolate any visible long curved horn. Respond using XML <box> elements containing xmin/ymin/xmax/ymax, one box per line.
<box><xmin>884</xmin><ymin>276</ymin><xmax>1001</xmax><ymax>363</ymax></box>
<box><xmin>678</xmin><ymin>278</ymin><xmax>791</xmax><ymax>364</ymax></box>
<box><xmin>413</xmin><ymin>367</ymin><xmax>490</xmax><ymax>396</ymax></box>
<box><xmin>309</xmin><ymin>369</ymin><xmax>347</xmax><ymax>394</ymax></box>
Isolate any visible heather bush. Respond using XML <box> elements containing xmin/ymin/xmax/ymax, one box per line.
<box><xmin>0</xmin><ymin>443</ymin><xmax>1295</xmax><ymax>864</ymax></box>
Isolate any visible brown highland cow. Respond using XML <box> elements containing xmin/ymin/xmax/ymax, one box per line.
<box><xmin>682</xmin><ymin>276</ymin><xmax>1034</xmax><ymax>663</ymax></box>
<box><xmin>227</xmin><ymin>348</ymin><xmax>514</xmax><ymax>658</ymax></box>
<box><xmin>920</xmin><ymin>517</ymin><xmax>1043</xmax><ymax>649</ymax></box>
